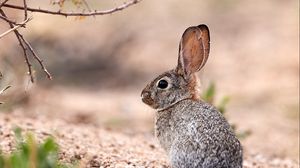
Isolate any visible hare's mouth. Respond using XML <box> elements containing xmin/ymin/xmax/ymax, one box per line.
<box><xmin>142</xmin><ymin>98</ymin><xmax>153</xmax><ymax>106</ymax></box>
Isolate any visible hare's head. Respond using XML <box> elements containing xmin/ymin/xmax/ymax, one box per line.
<box><xmin>141</xmin><ymin>25</ymin><xmax>210</xmax><ymax>110</ymax></box>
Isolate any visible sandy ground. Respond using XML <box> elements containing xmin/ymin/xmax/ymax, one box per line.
<box><xmin>0</xmin><ymin>112</ymin><xmax>298</xmax><ymax>168</ymax></box>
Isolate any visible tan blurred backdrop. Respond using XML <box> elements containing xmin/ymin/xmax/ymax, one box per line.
<box><xmin>0</xmin><ymin>0</ymin><xmax>299</xmax><ymax>161</ymax></box>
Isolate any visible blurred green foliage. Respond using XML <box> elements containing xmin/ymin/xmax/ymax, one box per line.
<box><xmin>202</xmin><ymin>82</ymin><xmax>251</xmax><ymax>139</ymax></box>
<box><xmin>201</xmin><ymin>83</ymin><xmax>230</xmax><ymax>114</ymax></box>
<box><xmin>0</xmin><ymin>127</ymin><xmax>77</xmax><ymax>168</ymax></box>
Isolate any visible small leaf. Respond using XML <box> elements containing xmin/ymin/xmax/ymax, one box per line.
<box><xmin>237</xmin><ymin>130</ymin><xmax>252</xmax><ymax>139</ymax></box>
<box><xmin>0</xmin><ymin>151</ymin><xmax>4</xmax><ymax>168</ymax></box>
<box><xmin>202</xmin><ymin>82</ymin><xmax>215</xmax><ymax>104</ymax></box>
<box><xmin>9</xmin><ymin>153</ymin><xmax>23</xmax><ymax>168</ymax></box>
<box><xmin>217</xmin><ymin>96</ymin><xmax>230</xmax><ymax>114</ymax></box>
<box><xmin>43</xmin><ymin>138</ymin><xmax>58</xmax><ymax>153</ymax></box>
<box><xmin>1</xmin><ymin>128</ymin><xmax>74</xmax><ymax>168</ymax></box>
<box><xmin>13</xmin><ymin>127</ymin><xmax>23</xmax><ymax>144</ymax></box>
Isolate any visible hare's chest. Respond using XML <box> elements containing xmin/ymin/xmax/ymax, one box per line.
<box><xmin>155</xmin><ymin>111</ymin><xmax>176</xmax><ymax>153</ymax></box>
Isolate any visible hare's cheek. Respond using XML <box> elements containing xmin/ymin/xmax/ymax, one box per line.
<box><xmin>161</xmin><ymin>91</ymin><xmax>176</xmax><ymax>104</ymax></box>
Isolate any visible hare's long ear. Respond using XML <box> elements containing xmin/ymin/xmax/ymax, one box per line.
<box><xmin>176</xmin><ymin>24</ymin><xmax>210</xmax><ymax>79</ymax></box>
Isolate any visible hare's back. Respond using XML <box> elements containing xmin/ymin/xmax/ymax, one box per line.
<box><xmin>173</xmin><ymin>99</ymin><xmax>240</xmax><ymax>150</ymax></box>
<box><xmin>173</xmin><ymin>99</ymin><xmax>233</xmax><ymax>136</ymax></box>
<box><xmin>170</xmin><ymin>99</ymin><xmax>242</xmax><ymax>167</ymax></box>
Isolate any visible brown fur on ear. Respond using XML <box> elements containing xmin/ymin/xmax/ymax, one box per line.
<box><xmin>187</xmin><ymin>74</ymin><xmax>201</xmax><ymax>100</ymax></box>
<box><xmin>177</xmin><ymin>24</ymin><xmax>210</xmax><ymax>79</ymax></box>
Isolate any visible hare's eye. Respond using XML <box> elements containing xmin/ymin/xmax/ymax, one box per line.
<box><xmin>157</xmin><ymin>79</ymin><xmax>168</xmax><ymax>89</ymax></box>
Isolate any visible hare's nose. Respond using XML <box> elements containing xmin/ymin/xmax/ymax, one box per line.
<box><xmin>141</xmin><ymin>90</ymin><xmax>154</xmax><ymax>106</ymax></box>
<box><xmin>141</xmin><ymin>90</ymin><xmax>150</xmax><ymax>99</ymax></box>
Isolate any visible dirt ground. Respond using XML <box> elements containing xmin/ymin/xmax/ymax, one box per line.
<box><xmin>0</xmin><ymin>111</ymin><xmax>298</xmax><ymax>168</ymax></box>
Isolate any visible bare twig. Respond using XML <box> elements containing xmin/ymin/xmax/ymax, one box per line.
<box><xmin>2</xmin><ymin>0</ymin><xmax>141</xmax><ymax>17</ymax></box>
<box><xmin>23</xmin><ymin>0</ymin><xmax>28</xmax><ymax>20</ymax></box>
<box><xmin>0</xmin><ymin>84</ymin><xmax>11</xmax><ymax>105</ymax></box>
<box><xmin>0</xmin><ymin>24</ymin><xmax>23</xmax><ymax>39</ymax></box>
<box><xmin>0</xmin><ymin>0</ymin><xmax>9</xmax><ymax>8</ymax></box>
<box><xmin>20</xmin><ymin>35</ymin><xmax>52</xmax><ymax>80</ymax></box>
<box><xmin>0</xmin><ymin>15</ymin><xmax>27</xmax><ymax>26</ymax></box>
<box><xmin>0</xmin><ymin>9</ymin><xmax>34</xmax><ymax>82</ymax></box>
<box><xmin>0</xmin><ymin>85</ymin><xmax>11</xmax><ymax>95</ymax></box>
<box><xmin>0</xmin><ymin>17</ymin><xmax>31</xmax><ymax>39</ymax></box>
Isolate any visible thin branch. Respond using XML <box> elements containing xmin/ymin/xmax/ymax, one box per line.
<box><xmin>0</xmin><ymin>9</ymin><xmax>34</xmax><ymax>82</ymax></box>
<box><xmin>0</xmin><ymin>17</ymin><xmax>31</xmax><ymax>39</ymax></box>
<box><xmin>0</xmin><ymin>15</ymin><xmax>27</xmax><ymax>26</ymax></box>
<box><xmin>20</xmin><ymin>35</ymin><xmax>52</xmax><ymax>80</ymax></box>
<box><xmin>0</xmin><ymin>24</ymin><xmax>22</xmax><ymax>39</ymax></box>
<box><xmin>0</xmin><ymin>0</ymin><xmax>9</xmax><ymax>8</ymax></box>
<box><xmin>23</xmin><ymin>0</ymin><xmax>28</xmax><ymax>20</ymax></box>
<box><xmin>2</xmin><ymin>0</ymin><xmax>142</xmax><ymax>17</ymax></box>
<box><xmin>0</xmin><ymin>85</ymin><xmax>11</xmax><ymax>95</ymax></box>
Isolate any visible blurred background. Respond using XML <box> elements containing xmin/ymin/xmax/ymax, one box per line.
<box><xmin>0</xmin><ymin>0</ymin><xmax>299</xmax><ymax>162</ymax></box>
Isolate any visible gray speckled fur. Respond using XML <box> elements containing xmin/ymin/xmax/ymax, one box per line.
<box><xmin>155</xmin><ymin>99</ymin><xmax>243</xmax><ymax>168</ymax></box>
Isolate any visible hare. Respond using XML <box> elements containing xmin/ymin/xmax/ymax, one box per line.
<box><xmin>141</xmin><ymin>25</ymin><xmax>243</xmax><ymax>168</ymax></box>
